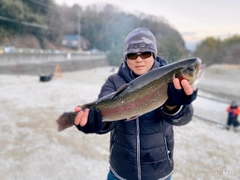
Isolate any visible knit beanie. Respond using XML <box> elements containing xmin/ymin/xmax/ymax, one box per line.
<box><xmin>124</xmin><ymin>27</ymin><xmax>157</xmax><ymax>58</ymax></box>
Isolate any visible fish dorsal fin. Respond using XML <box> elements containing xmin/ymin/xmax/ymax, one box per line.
<box><xmin>92</xmin><ymin>83</ymin><xmax>129</xmax><ymax>105</ymax></box>
<box><xmin>110</xmin><ymin>84</ymin><xmax>129</xmax><ymax>99</ymax></box>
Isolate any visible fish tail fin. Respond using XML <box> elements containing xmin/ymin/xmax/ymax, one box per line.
<box><xmin>56</xmin><ymin>112</ymin><xmax>78</xmax><ymax>131</ymax></box>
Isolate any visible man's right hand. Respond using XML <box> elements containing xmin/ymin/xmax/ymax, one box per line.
<box><xmin>74</xmin><ymin>106</ymin><xmax>103</xmax><ymax>134</ymax></box>
<box><xmin>74</xmin><ymin>106</ymin><xmax>89</xmax><ymax>127</ymax></box>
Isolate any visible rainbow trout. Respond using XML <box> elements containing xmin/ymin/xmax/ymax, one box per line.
<box><xmin>57</xmin><ymin>57</ymin><xmax>204</xmax><ymax>131</ymax></box>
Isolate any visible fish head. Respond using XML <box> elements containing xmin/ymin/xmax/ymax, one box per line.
<box><xmin>176</xmin><ymin>58</ymin><xmax>205</xmax><ymax>90</ymax></box>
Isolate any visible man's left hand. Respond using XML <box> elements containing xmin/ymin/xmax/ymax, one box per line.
<box><xmin>173</xmin><ymin>78</ymin><xmax>193</xmax><ymax>95</ymax></box>
<box><xmin>164</xmin><ymin>78</ymin><xmax>197</xmax><ymax>110</ymax></box>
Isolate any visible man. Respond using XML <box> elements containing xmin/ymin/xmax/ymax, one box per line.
<box><xmin>74</xmin><ymin>27</ymin><xmax>197</xmax><ymax>180</ymax></box>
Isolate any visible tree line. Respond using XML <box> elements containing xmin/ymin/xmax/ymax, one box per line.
<box><xmin>0</xmin><ymin>0</ymin><xmax>239</xmax><ymax>65</ymax></box>
<box><xmin>194</xmin><ymin>36</ymin><xmax>240</xmax><ymax>65</ymax></box>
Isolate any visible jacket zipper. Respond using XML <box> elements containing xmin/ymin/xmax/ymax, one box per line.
<box><xmin>136</xmin><ymin>118</ymin><xmax>141</xmax><ymax>180</ymax></box>
<box><xmin>164</xmin><ymin>137</ymin><xmax>172</xmax><ymax>165</ymax></box>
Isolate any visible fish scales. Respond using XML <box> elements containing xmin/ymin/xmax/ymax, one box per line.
<box><xmin>96</xmin><ymin>68</ymin><xmax>181</xmax><ymax>121</ymax></box>
<box><xmin>88</xmin><ymin>76</ymin><xmax>168</xmax><ymax>121</ymax></box>
<box><xmin>56</xmin><ymin>58</ymin><xmax>203</xmax><ymax>131</ymax></box>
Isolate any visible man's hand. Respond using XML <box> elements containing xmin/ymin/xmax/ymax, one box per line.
<box><xmin>173</xmin><ymin>78</ymin><xmax>193</xmax><ymax>95</ymax></box>
<box><xmin>74</xmin><ymin>106</ymin><xmax>102</xmax><ymax>133</ymax></box>
<box><xmin>164</xmin><ymin>78</ymin><xmax>197</xmax><ymax>111</ymax></box>
<box><xmin>74</xmin><ymin>106</ymin><xmax>89</xmax><ymax>126</ymax></box>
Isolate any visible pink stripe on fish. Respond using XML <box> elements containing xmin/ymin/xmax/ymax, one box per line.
<box><xmin>101</xmin><ymin>83</ymin><xmax>168</xmax><ymax>117</ymax></box>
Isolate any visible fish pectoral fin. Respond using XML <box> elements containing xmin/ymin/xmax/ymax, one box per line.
<box><xmin>110</xmin><ymin>84</ymin><xmax>129</xmax><ymax>99</ymax></box>
<box><xmin>126</xmin><ymin>116</ymin><xmax>139</xmax><ymax>121</ymax></box>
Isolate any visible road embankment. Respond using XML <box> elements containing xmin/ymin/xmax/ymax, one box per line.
<box><xmin>0</xmin><ymin>53</ymin><xmax>109</xmax><ymax>75</ymax></box>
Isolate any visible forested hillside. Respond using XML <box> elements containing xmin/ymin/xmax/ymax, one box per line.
<box><xmin>0</xmin><ymin>0</ymin><xmax>239</xmax><ymax>65</ymax></box>
<box><xmin>0</xmin><ymin>0</ymin><xmax>188</xmax><ymax>65</ymax></box>
<box><xmin>194</xmin><ymin>36</ymin><xmax>240</xmax><ymax>65</ymax></box>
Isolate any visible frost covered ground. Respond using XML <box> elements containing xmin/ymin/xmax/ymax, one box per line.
<box><xmin>0</xmin><ymin>65</ymin><xmax>240</xmax><ymax>180</ymax></box>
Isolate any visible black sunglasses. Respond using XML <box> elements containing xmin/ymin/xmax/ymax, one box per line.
<box><xmin>126</xmin><ymin>51</ymin><xmax>152</xmax><ymax>60</ymax></box>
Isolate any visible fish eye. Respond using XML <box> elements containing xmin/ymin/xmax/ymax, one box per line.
<box><xmin>186</xmin><ymin>66</ymin><xmax>194</xmax><ymax>72</ymax></box>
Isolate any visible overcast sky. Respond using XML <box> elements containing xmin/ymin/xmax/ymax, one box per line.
<box><xmin>55</xmin><ymin>0</ymin><xmax>240</xmax><ymax>49</ymax></box>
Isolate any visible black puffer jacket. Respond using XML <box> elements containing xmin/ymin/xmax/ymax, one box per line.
<box><xmin>97</xmin><ymin>57</ymin><xmax>193</xmax><ymax>180</ymax></box>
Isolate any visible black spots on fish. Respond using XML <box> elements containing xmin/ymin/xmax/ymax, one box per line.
<box><xmin>174</xmin><ymin>72</ymin><xmax>182</xmax><ymax>79</ymax></box>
